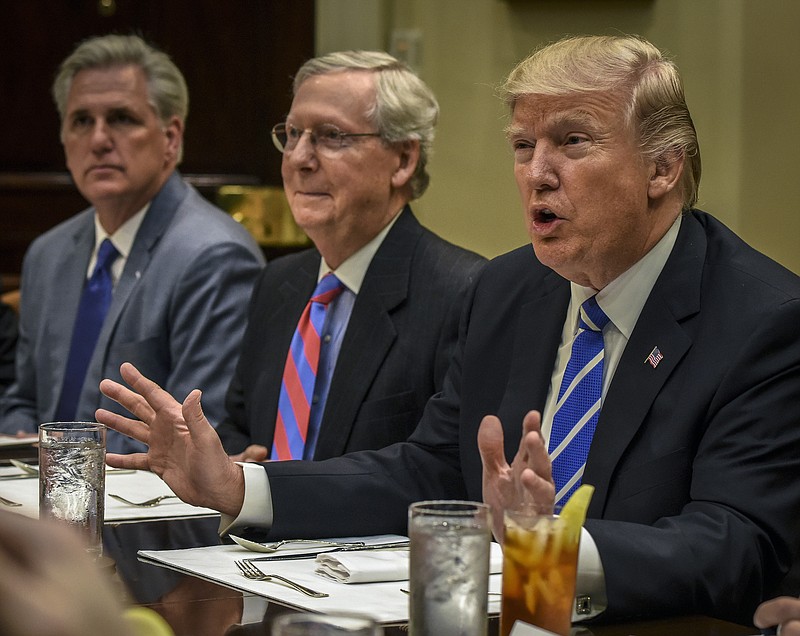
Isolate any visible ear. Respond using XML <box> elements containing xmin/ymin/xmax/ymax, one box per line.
<box><xmin>647</xmin><ymin>149</ymin><xmax>684</xmax><ymax>201</ymax></box>
<box><xmin>390</xmin><ymin>139</ymin><xmax>420</xmax><ymax>190</ymax></box>
<box><xmin>163</xmin><ymin>116</ymin><xmax>184</xmax><ymax>162</ymax></box>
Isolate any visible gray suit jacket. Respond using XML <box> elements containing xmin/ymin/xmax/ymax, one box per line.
<box><xmin>217</xmin><ymin>207</ymin><xmax>486</xmax><ymax>458</ymax></box>
<box><xmin>0</xmin><ymin>172</ymin><xmax>265</xmax><ymax>452</ymax></box>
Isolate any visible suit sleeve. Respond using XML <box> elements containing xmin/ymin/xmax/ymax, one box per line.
<box><xmin>0</xmin><ymin>302</ymin><xmax>18</xmax><ymax>396</ymax></box>
<box><xmin>0</xmin><ymin>248</ymin><xmax>43</xmax><ymax>432</ymax></box>
<box><xmin>157</xmin><ymin>241</ymin><xmax>263</xmax><ymax>429</ymax></box>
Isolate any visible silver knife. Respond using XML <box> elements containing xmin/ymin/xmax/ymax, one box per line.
<box><xmin>245</xmin><ymin>540</ymin><xmax>410</xmax><ymax>562</ymax></box>
<box><xmin>0</xmin><ymin>473</ymin><xmax>36</xmax><ymax>481</ymax></box>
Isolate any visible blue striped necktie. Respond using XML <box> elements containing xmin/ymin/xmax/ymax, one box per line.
<box><xmin>549</xmin><ymin>295</ymin><xmax>610</xmax><ymax>505</ymax></box>
<box><xmin>272</xmin><ymin>273</ymin><xmax>344</xmax><ymax>460</ymax></box>
<box><xmin>55</xmin><ymin>238</ymin><xmax>119</xmax><ymax>421</ymax></box>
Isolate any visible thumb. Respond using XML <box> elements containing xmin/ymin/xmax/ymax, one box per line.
<box><xmin>478</xmin><ymin>415</ymin><xmax>507</xmax><ymax>472</ymax></box>
<box><xmin>181</xmin><ymin>389</ymin><xmax>207</xmax><ymax>434</ymax></box>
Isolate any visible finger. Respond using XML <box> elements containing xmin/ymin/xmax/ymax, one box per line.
<box><xmin>243</xmin><ymin>445</ymin><xmax>269</xmax><ymax>462</ymax></box>
<box><xmin>477</xmin><ymin>415</ymin><xmax>507</xmax><ymax>474</ymax></box>
<box><xmin>99</xmin><ymin>378</ymin><xmax>155</xmax><ymax>422</ymax></box>
<box><xmin>182</xmin><ymin>390</ymin><xmax>212</xmax><ymax>438</ymax></box>
<box><xmin>119</xmin><ymin>362</ymin><xmax>185</xmax><ymax>415</ymax></box>
<box><xmin>522</xmin><ymin>425</ymin><xmax>552</xmax><ymax>483</ymax></box>
<box><xmin>95</xmin><ymin>408</ymin><xmax>150</xmax><ymax>445</ymax></box>
<box><xmin>521</xmin><ymin>410</ymin><xmax>543</xmax><ymax>437</ymax></box>
<box><xmin>754</xmin><ymin>597</ymin><xmax>800</xmax><ymax>629</ymax></box>
<box><xmin>105</xmin><ymin>451</ymin><xmax>150</xmax><ymax>471</ymax></box>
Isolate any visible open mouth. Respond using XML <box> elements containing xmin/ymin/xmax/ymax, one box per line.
<box><xmin>534</xmin><ymin>208</ymin><xmax>559</xmax><ymax>223</ymax></box>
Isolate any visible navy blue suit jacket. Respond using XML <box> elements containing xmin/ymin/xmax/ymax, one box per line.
<box><xmin>259</xmin><ymin>210</ymin><xmax>800</xmax><ymax>625</ymax></box>
<box><xmin>217</xmin><ymin>207</ymin><xmax>486</xmax><ymax>458</ymax></box>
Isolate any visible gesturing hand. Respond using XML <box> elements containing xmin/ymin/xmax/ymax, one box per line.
<box><xmin>97</xmin><ymin>362</ymin><xmax>245</xmax><ymax>517</ymax></box>
<box><xmin>477</xmin><ymin>410</ymin><xmax>555</xmax><ymax>542</ymax></box>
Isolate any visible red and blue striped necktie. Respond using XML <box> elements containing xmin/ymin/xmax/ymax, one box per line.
<box><xmin>272</xmin><ymin>273</ymin><xmax>344</xmax><ymax>460</ymax></box>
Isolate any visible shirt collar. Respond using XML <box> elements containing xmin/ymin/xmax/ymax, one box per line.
<box><xmin>92</xmin><ymin>203</ymin><xmax>150</xmax><ymax>259</ymax></box>
<box><xmin>568</xmin><ymin>213</ymin><xmax>682</xmax><ymax>338</ymax></box>
<box><xmin>317</xmin><ymin>209</ymin><xmax>403</xmax><ymax>293</ymax></box>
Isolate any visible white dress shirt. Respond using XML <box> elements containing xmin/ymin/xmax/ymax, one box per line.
<box><xmin>89</xmin><ymin>206</ymin><xmax>148</xmax><ymax>284</ymax></box>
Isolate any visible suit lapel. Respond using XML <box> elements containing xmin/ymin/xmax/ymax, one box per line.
<box><xmin>82</xmin><ymin>173</ymin><xmax>186</xmax><ymax>404</ymax></box>
<box><xmin>314</xmin><ymin>208</ymin><xmax>421</xmax><ymax>458</ymax></box>
<box><xmin>497</xmin><ymin>272</ymin><xmax>570</xmax><ymax>460</ymax></box>
<box><xmin>584</xmin><ymin>214</ymin><xmax>705</xmax><ymax>517</ymax></box>
<box><xmin>47</xmin><ymin>214</ymin><xmax>96</xmax><ymax>415</ymax></box>
<box><xmin>256</xmin><ymin>254</ymin><xmax>319</xmax><ymax>444</ymax></box>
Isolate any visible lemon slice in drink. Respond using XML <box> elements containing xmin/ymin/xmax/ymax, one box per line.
<box><xmin>559</xmin><ymin>484</ymin><xmax>594</xmax><ymax>542</ymax></box>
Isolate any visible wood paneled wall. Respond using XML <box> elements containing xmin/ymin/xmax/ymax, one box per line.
<box><xmin>0</xmin><ymin>0</ymin><xmax>314</xmax><ymax>284</ymax></box>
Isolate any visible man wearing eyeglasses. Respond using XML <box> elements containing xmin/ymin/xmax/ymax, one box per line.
<box><xmin>214</xmin><ymin>51</ymin><xmax>486</xmax><ymax>462</ymax></box>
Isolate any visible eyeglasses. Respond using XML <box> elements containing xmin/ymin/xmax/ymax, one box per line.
<box><xmin>271</xmin><ymin>122</ymin><xmax>382</xmax><ymax>154</ymax></box>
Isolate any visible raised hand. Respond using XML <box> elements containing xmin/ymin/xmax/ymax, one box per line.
<box><xmin>477</xmin><ymin>410</ymin><xmax>555</xmax><ymax>541</ymax></box>
<box><xmin>97</xmin><ymin>362</ymin><xmax>245</xmax><ymax>517</ymax></box>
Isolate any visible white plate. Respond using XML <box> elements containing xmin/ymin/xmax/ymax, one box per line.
<box><xmin>0</xmin><ymin>435</ymin><xmax>38</xmax><ymax>448</ymax></box>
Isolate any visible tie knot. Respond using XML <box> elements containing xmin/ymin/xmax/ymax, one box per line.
<box><xmin>95</xmin><ymin>238</ymin><xmax>120</xmax><ymax>272</ymax></box>
<box><xmin>579</xmin><ymin>295</ymin><xmax>610</xmax><ymax>332</ymax></box>
<box><xmin>311</xmin><ymin>273</ymin><xmax>344</xmax><ymax>306</ymax></box>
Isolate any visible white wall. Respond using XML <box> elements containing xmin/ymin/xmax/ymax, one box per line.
<box><xmin>316</xmin><ymin>0</ymin><xmax>799</xmax><ymax>273</ymax></box>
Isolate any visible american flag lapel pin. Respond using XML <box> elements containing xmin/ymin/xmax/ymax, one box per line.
<box><xmin>645</xmin><ymin>346</ymin><xmax>664</xmax><ymax>368</ymax></box>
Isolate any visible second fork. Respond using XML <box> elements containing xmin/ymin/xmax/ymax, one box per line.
<box><xmin>234</xmin><ymin>560</ymin><xmax>329</xmax><ymax>598</ymax></box>
<box><xmin>109</xmin><ymin>493</ymin><xmax>179</xmax><ymax>507</ymax></box>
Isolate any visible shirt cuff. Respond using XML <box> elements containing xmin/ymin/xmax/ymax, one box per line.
<box><xmin>573</xmin><ymin>527</ymin><xmax>608</xmax><ymax>621</ymax></box>
<box><xmin>218</xmin><ymin>462</ymin><xmax>273</xmax><ymax>536</ymax></box>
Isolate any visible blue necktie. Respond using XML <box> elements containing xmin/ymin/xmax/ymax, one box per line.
<box><xmin>548</xmin><ymin>295</ymin><xmax>610</xmax><ymax>506</ymax></box>
<box><xmin>55</xmin><ymin>238</ymin><xmax>119</xmax><ymax>421</ymax></box>
<box><xmin>272</xmin><ymin>274</ymin><xmax>344</xmax><ymax>460</ymax></box>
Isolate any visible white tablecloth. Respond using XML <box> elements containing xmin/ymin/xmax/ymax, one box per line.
<box><xmin>0</xmin><ymin>466</ymin><xmax>218</xmax><ymax>522</ymax></box>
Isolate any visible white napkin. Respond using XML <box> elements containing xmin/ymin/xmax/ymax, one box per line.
<box><xmin>315</xmin><ymin>541</ymin><xmax>503</xmax><ymax>584</ymax></box>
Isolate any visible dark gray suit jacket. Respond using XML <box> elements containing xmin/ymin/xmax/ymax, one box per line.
<box><xmin>216</xmin><ymin>207</ymin><xmax>486</xmax><ymax>458</ymax></box>
<box><xmin>0</xmin><ymin>173</ymin><xmax>265</xmax><ymax>452</ymax></box>
<box><xmin>259</xmin><ymin>210</ymin><xmax>800</xmax><ymax>625</ymax></box>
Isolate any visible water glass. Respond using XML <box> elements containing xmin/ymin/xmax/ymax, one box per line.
<box><xmin>39</xmin><ymin>422</ymin><xmax>106</xmax><ymax>557</ymax></box>
<box><xmin>408</xmin><ymin>500</ymin><xmax>492</xmax><ymax>636</ymax></box>
<box><xmin>500</xmin><ymin>506</ymin><xmax>579</xmax><ymax>636</ymax></box>
<box><xmin>271</xmin><ymin>612</ymin><xmax>383</xmax><ymax>635</ymax></box>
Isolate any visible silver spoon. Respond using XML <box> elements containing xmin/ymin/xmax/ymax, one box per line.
<box><xmin>230</xmin><ymin>534</ymin><xmax>365</xmax><ymax>553</ymax></box>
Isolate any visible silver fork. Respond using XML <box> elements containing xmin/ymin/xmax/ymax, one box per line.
<box><xmin>0</xmin><ymin>495</ymin><xmax>21</xmax><ymax>507</ymax></box>
<box><xmin>234</xmin><ymin>560</ymin><xmax>329</xmax><ymax>598</ymax></box>
<box><xmin>109</xmin><ymin>493</ymin><xmax>179</xmax><ymax>507</ymax></box>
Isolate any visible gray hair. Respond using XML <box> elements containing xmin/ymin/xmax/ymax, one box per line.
<box><xmin>294</xmin><ymin>50</ymin><xmax>438</xmax><ymax>200</ymax></box>
<box><xmin>501</xmin><ymin>35</ymin><xmax>701</xmax><ymax>210</ymax></box>
<box><xmin>52</xmin><ymin>34</ymin><xmax>188</xmax><ymax>161</ymax></box>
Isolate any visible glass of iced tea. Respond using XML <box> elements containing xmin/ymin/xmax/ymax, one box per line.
<box><xmin>500</xmin><ymin>505</ymin><xmax>580</xmax><ymax>636</ymax></box>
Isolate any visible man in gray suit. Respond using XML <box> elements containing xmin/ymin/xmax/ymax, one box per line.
<box><xmin>0</xmin><ymin>35</ymin><xmax>264</xmax><ymax>452</ymax></box>
<box><xmin>217</xmin><ymin>51</ymin><xmax>485</xmax><ymax>461</ymax></box>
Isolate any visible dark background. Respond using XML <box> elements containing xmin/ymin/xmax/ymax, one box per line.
<box><xmin>0</xmin><ymin>0</ymin><xmax>315</xmax><ymax>286</ymax></box>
